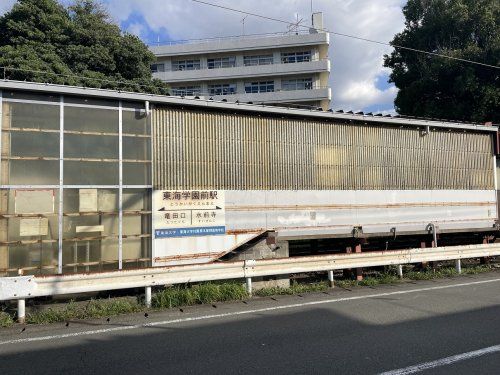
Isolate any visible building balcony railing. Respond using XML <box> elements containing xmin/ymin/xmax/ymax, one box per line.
<box><xmin>213</xmin><ymin>87</ymin><xmax>331</xmax><ymax>104</ymax></box>
<box><xmin>152</xmin><ymin>59</ymin><xmax>330</xmax><ymax>83</ymax></box>
<box><xmin>171</xmin><ymin>87</ymin><xmax>331</xmax><ymax>105</ymax></box>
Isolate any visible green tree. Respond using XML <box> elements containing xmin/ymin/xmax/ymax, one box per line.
<box><xmin>0</xmin><ymin>0</ymin><xmax>168</xmax><ymax>94</ymax></box>
<box><xmin>384</xmin><ymin>0</ymin><xmax>499</xmax><ymax>123</ymax></box>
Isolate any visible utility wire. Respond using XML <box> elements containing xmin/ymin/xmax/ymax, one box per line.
<box><xmin>191</xmin><ymin>0</ymin><xmax>500</xmax><ymax>70</ymax></box>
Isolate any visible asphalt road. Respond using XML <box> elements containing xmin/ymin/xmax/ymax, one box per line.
<box><xmin>2</xmin><ymin>271</ymin><xmax>500</xmax><ymax>375</ymax></box>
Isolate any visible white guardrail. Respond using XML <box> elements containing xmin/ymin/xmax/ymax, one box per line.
<box><xmin>2</xmin><ymin>243</ymin><xmax>500</xmax><ymax>302</ymax></box>
<box><xmin>2</xmin><ymin>243</ymin><xmax>500</xmax><ymax>323</ymax></box>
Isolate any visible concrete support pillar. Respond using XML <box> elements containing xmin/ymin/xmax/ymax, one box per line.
<box><xmin>145</xmin><ymin>286</ymin><xmax>152</xmax><ymax>308</ymax></box>
<box><xmin>246</xmin><ymin>277</ymin><xmax>252</xmax><ymax>296</ymax></box>
<box><xmin>17</xmin><ymin>299</ymin><xmax>25</xmax><ymax>324</ymax></box>
<box><xmin>455</xmin><ymin>259</ymin><xmax>462</xmax><ymax>274</ymax></box>
<box><xmin>397</xmin><ymin>264</ymin><xmax>403</xmax><ymax>279</ymax></box>
<box><xmin>327</xmin><ymin>270</ymin><xmax>334</xmax><ymax>288</ymax></box>
<box><xmin>355</xmin><ymin>243</ymin><xmax>363</xmax><ymax>281</ymax></box>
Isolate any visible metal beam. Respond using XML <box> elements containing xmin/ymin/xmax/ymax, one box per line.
<box><xmin>1</xmin><ymin>243</ymin><xmax>500</xmax><ymax>301</ymax></box>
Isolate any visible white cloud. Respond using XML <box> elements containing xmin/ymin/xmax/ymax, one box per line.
<box><xmin>1</xmin><ymin>0</ymin><xmax>407</xmax><ymax>111</ymax></box>
<box><xmin>0</xmin><ymin>0</ymin><xmax>16</xmax><ymax>15</ymax></box>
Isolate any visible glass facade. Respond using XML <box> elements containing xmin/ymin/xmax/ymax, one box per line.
<box><xmin>281</xmin><ymin>51</ymin><xmax>312</xmax><ymax>63</ymax></box>
<box><xmin>282</xmin><ymin>78</ymin><xmax>314</xmax><ymax>91</ymax></box>
<box><xmin>244</xmin><ymin>81</ymin><xmax>275</xmax><ymax>94</ymax></box>
<box><xmin>0</xmin><ymin>91</ymin><xmax>152</xmax><ymax>276</ymax></box>
<box><xmin>208</xmin><ymin>84</ymin><xmax>237</xmax><ymax>96</ymax></box>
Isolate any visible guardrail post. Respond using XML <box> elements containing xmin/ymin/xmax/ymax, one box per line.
<box><xmin>17</xmin><ymin>299</ymin><xmax>25</xmax><ymax>324</ymax></box>
<box><xmin>327</xmin><ymin>270</ymin><xmax>334</xmax><ymax>288</ymax></box>
<box><xmin>355</xmin><ymin>243</ymin><xmax>363</xmax><ymax>281</ymax></box>
<box><xmin>245</xmin><ymin>277</ymin><xmax>253</xmax><ymax>296</ymax></box>
<box><xmin>397</xmin><ymin>265</ymin><xmax>403</xmax><ymax>279</ymax></box>
<box><xmin>145</xmin><ymin>286</ymin><xmax>152</xmax><ymax>308</ymax></box>
<box><xmin>455</xmin><ymin>259</ymin><xmax>462</xmax><ymax>274</ymax></box>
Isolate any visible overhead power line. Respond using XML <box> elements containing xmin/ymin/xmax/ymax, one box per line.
<box><xmin>191</xmin><ymin>0</ymin><xmax>500</xmax><ymax>70</ymax></box>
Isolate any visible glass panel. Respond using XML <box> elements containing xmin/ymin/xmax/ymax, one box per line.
<box><xmin>122</xmin><ymin>188</ymin><xmax>151</xmax><ymax>268</ymax></box>
<box><xmin>0</xmin><ymin>189</ymin><xmax>59</xmax><ymax>275</ymax></box>
<box><xmin>2</xmin><ymin>101</ymin><xmax>59</xmax><ymax>130</ymax></box>
<box><xmin>64</xmin><ymin>106</ymin><xmax>118</xmax><ymax>133</ymax></box>
<box><xmin>64</xmin><ymin>96</ymin><xmax>118</xmax><ymax>108</ymax></box>
<box><xmin>123</xmin><ymin>137</ymin><xmax>150</xmax><ymax>160</ymax></box>
<box><xmin>62</xmin><ymin>239</ymin><xmax>118</xmax><ymax>273</ymax></box>
<box><xmin>62</xmin><ymin>189</ymin><xmax>119</xmax><ymax>272</ymax></box>
<box><xmin>64</xmin><ymin>134</ymin><xmax>118</xmax><ymax>159</ymax></box>
<box><xmin>122</xmin><ymin>109</ymin><xmax>149</xmax><ymax>135</ymax></box>
<box><xmin>4</xmin><ymin>160</ymin><xmax>59</xmax><ymax>185</ymax></box>
<box><xmin>9</xmin><ymin>131</ymin><xmax>59</xmax><ymax>157</ymax></box>
<box><xmin>2</xmin><ymin>90</ymin><xmax>59</xmax><ymax>102</ymax></box>
<box><xmin>64</xmin><ymin>161</ymin><xmax>118</xmax><ymax>185</ymax></box>
<box><xmin>123</xmin><ymin>162</ymin><xmax>151</xmax><ymax>185</ymax></box>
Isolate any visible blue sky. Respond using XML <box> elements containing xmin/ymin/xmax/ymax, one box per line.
<box><xmin>2</xmin><ymin>0</ymin><xmax>407</xmax><ymax>113</ymax></box>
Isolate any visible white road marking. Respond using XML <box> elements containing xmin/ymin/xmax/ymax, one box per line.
<box><xmin>1</xmin><ymin>277</ymin><xmax>499</xmax><ymax>347</ymax></box>
<box><xmin>379</xmin><ymin>344</ymin><xmax>500</xmax><ymax>374</ymax></box>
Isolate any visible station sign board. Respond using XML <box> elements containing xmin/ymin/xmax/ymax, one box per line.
<box><xmin>153</xmin><ymin>190</ymin><xmax>225</xmax><ymax>238</ymax></box>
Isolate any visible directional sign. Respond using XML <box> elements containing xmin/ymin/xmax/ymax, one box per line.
<box><xmin>153</xmin><ymin>190</ymin><xmax>225</xmax><ymax>238</ymax></box>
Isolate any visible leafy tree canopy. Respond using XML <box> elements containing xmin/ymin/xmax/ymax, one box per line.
<box><xmin>0</xmin><ymin>0</ymin><xmax>168</xmax><ymax>94</ymax></box>
<box><xmin>384</xmin><ymin>0</ymin><xmax>499</xmax><ymax>123</ymax></box>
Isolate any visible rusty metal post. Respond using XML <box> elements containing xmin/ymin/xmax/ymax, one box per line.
<box><xmin>245</xmin><ymin>277</ymin><xmax>252</xmax><ymax>296</ymax></box>
<box><xmin>145</xmin><ymin>286</ymin><xmax>152</xmax><ymax>308</ymax></box>
<box><xmin>455</xmin><ymin>259</ymin><xmax>462</xmax><ymax>274</ymax></box>
<box><xmin>327</xmin><ymin>270</ymin><xmax>334</xmax><ymax>288</ymax></box>
<box><xmin>355</xmin><ymin>243</ymin><xmax>363</xmax><ymax>281</ymax></box>
<box><xmin>17</xmin><ymin>299</ymin><xmax>25</xmax><ymax>324</ymax></box>
<box><xmin>420</xmin><ymin>241</ymin><xmax>428</xmax><ymax>269</ymax></box>
<box><xmin>480</xmin><ymin>237</ymin><xmax>490</xmax><ymax>265</ymax></box>
<box><xmin>397</xmin><ymin>264</ymin><xmax>403</xmax><ymax>279</ymax></box>
<box><xmin>343</xmin><ymin>246</ymin><xmax>352</xmax><ymax>279</ymax></box>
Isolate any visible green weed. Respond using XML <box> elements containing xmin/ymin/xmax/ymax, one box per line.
<box><xmin>152</xmin><ymin>282</ymin><xmax>248</xmax><ymax>309</ymax></box>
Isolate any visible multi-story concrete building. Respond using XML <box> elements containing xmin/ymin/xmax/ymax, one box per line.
<box><xmin>150</xmin><ymin>13</ymin><xmax>331</xmax><ymax>110</ymax></box>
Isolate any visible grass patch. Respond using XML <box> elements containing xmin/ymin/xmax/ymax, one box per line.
<box><xmin>0</xmin><ymin>310</ymin><xmax>14</xmax><ymax>328</ymax></box>
<box><xmin>26</xmin><ymin>298</ymin><xmax>142</xmax><ymax>325</ymax></box>
<box><xmin>255</xmin><ymin>280</ymin><xmax>329</xmax><ymax>297</ymax></box>
<box><xmin>152</xmin><ymin>282</ymin><xmax>248</xmax><ymax>309</ymax></box>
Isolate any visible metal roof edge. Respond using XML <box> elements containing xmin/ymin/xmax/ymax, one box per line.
<box><xmin>0</xmin><ymin>80</ymin><xmax>497</xmax><ymax>133</ymax></box>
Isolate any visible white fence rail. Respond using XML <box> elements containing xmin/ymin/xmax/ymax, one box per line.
<box><xmin>2</xmin><ymin>243</ymin><xmax>500</xmax><ymax>302</ymax></box>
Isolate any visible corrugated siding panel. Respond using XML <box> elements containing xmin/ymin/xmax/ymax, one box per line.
<box><xmin>152</xmin><ymin>107</ymin><xmax>495</xmax><ymax>190</ymax></box>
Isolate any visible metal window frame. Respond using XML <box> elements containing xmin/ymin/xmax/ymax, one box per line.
<box><xmin>0</xmin><ymin>94</ymin><xmax>153</xmax><ymax>275</ymax></box>
<box><xmin>58</xmin><ymin>95</ymin><xmax>64</xmax><ymax>274</ymax></box>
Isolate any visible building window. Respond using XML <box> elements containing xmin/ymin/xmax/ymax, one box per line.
<box><xmin>208</xmin><ymin>84</ymin><xmax>237</xmax><ymax>95</ymax></box>
<box><xmin>150</xmin><ymin>64</ymin><xmax>165</xmax><ymax>73</ymax></box>
<box><xmin>281</xmin><ymin>51</ymin><xmax>311</xmax><ymax>64</ymax></box>
<box><xmin>243</xmin><ymin>55</ymin><xmax>274</xmax><ymax>66</ymax></box>
<box><xmin>172</xmin><ymin>60</ymin><xmax>201</xmax><ymax>71</ymax></box>
<box><xmin>244</xmin><ymin>81</ymin><xmax>274</xmax><ymax>94</ymax></box>
<box><xmin>207</xmin><ymin>57</ymin><xmax>236</xmax><ymax>69</ymax></box>
<box><xmin>171</xmin><ymin>86</ymin><xmax>202</xmax><ymax>96</ymax></box>
<box><xmin>282</xmin><ymin>78</ymin><xmax>314</xmax><ymax>91</ymax></box>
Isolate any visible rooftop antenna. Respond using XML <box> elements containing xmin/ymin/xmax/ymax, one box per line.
<box><xmin>287</xmin><ymin>13</ymin><xmax>304</xmax><ymax>35</ymax></box>
<box><xmin>310</xmin><ymin>0</ymin><xmax>313</xmax><ymax>13</ymax></box>
<box><xmin>241</xmin><ymin>15</ymin><xmax>248</xmax><ymax>35</ymax></box>
<box><xmin>157</xmin><ymin>35</ymin><xmax>160</xmax><ymax>46</ymax></box>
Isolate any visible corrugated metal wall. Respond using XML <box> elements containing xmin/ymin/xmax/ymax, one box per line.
<box><xmin>153</xmin><ymin>107</ymin><xmax>495</xmax><ymax>190</ymax></box>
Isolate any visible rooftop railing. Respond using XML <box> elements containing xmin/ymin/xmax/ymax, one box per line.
<box><xmin>149</xmin><ymin>29</ymin><xmax>317</xmax><ymax>47</ymax></box>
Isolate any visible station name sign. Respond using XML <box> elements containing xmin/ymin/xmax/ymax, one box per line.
<box><xmin>153</xmin><ymin>190</ymin><xmax>225</xmax><ymax>238</ymax></box>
